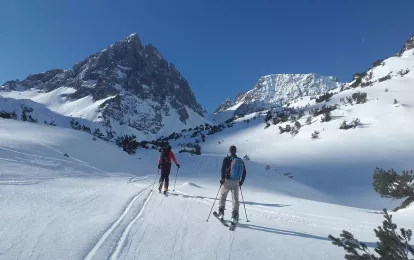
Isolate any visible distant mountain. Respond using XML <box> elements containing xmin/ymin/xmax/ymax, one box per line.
<box><xmin>0</xmin><ymin>33</ymin><xmax>207</xmax><ymax>138</ymax></box>
<box><xmin>215</xmin><ymin>73</ymin><xmax>342</xmax><ymax>116</ymax></box>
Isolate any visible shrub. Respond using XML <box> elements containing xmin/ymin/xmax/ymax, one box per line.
<box><xmin>279</xmin><ymin>124</ymin><xmax>291</xmax><ymax>134</ymax></box>
<box><xmin>244</xmin><ymin>154</ymin><xmax>250</xmax><ymax>160</ymax></box>
<box><xmin>339</xmin><ymin>118</ymin><xmax>360</xmax><ymax>130</ymax></box>
<box><xmin>310</xmin><ymin>105</ymin><xmax>337</xmax><ymax>117</ymax></box>
<box><xmin>294</xmin><ymin>121</ymin><xmax>301</xmax><ymax>129</ymax></box>
<box><xmin>321</xmin><ymin>111</ymin><xmax>332</xmax><ymax>122</ymax></box>
<box><xmin>115</xmin><ymin>134</ymin><xmax>139</xmax><ymax>155</ymax></box>
<box><xmin>290</xmin><ymin>127</ymin><xmax>299</xmax><ymax>136</ymax></box>
<box><xmin>306</xmin><ymin>116</ymin><xmax>312</xmax><ymax>125</ymax></box>
<box><xmin>352</xmin><ymin>92</ymin><xmax>368</xmax><ymax>104</ymax></box>
<box><xmin>311</xmin><ymin>131</ymin><xmax>320</xmax><ymax>140</ymax></box>
<box><xmin>315</xmin><ymin>92</ymin><xmax>333</xmax><ymax>103</ymax></box>
<box><xmin>93</xmin><ymin>128</ymin><xmax>104</xmax><ymax>139</ymax></box>
<box><xmin>385</xmin><ymin>88</ymin><xmax>389</xmax><ymax>92</ymax></box>
<box><xmin>0</xmin><ymin>111</ymin><xmax>17</xmax><ymax>120</ymax></box>
<box><xmin>265</xmin><ymin>111</ymin><xmax>272</xmax><ymax>122</ymax></box>
<box><xmin>378</xmin><ymin>75</ymin><xmax>391</xmax><ymax>82</ymax></box>
<box><xmin>394</xmin><ymin>99</ymin><xmax>399</xmax><ymax>105</ymax></box>
<box><xmin>329</xmin><ymin>209</ymin><xmax>414</xmax><ymax>259</ymax></box>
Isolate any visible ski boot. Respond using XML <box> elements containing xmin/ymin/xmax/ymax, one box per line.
<box><xmin>217</xmin><ymin>206</ymin><xmax>225</xmax><ymax>220</ymax></box>
<box><xmin>231</xmin><ymin>210</ymin><xmax>239</xmax><ymax>224</ymax></box>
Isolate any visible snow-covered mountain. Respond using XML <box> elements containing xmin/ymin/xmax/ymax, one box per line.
<box><xmin>215</xmin><ymin>73</ymin><xmax>342</xmax><ymax>117</ymax></box>
<box><xmin>0</xmin><ymin>33</ymin><xmax>207</xmax><ymax>139</ymax></box>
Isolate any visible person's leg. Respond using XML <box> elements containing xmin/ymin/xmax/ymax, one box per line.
<box><xmin>164</xmin><ymin>164</ymin><xmax>171</xmax><ymax>191</ymax></box>
<box><xmin>218</xmin><ymin>181</ymin><xmax>230</xmax><ymax>214</ymax></box>
<box><xmin>230</xmin><ymin>180</ymin><xmax>240</xmax><ymax>219</ymax></box>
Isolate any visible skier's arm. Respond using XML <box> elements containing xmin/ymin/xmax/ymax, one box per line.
<box><xmin>170</xmin><ymin>151</ymin><xmax>179</xmax><ymax>166</ymax></box>
<box><xmin>221</xmin><ymin>157</ymin><xmax>228</xmax><ymax>180</ymax></box>
<box><xmin>240</xmin><ymin>161</ymin><xmax>246</xmax><ymax>183</ymax></box>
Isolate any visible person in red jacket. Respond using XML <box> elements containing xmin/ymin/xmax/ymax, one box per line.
<box><xmin>158</xmin><ymin>145</ymin><xmax>180</xmax><ymax>193</ymax></box>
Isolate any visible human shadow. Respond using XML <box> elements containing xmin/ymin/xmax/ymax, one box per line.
<box><xmin>237</xmin><ymin>223</ymin><xmax>376</xmax><ymax>247</ymax></box>
<box><xmin>169</xmin><ymin>192</ymin><xmax>290</xmax><ymax>208</ymax></box>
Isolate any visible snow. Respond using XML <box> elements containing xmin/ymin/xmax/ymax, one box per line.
<box><xmin>0</xmin><ymin>87</ymin><xmax>114</xmax><ymax>122</ymax></box>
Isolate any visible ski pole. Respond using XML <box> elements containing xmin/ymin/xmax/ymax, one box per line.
<box><xmin>151</xmin><ymin>169</ymin><xmax>159</xmax><ymax>191</ymax></box>
<box><xmin>240</xmin><ymin>186</ymin><xmax>250</xmax><ymax>222</ymax></box>
<box><xmin>206</xmin><ymin>184</ymin><xmax>222</xmax><ymax>222</ymax></box>
<box><xmin>173</xmin><ymin>167</ymin><xmax>179</xmax><ymax>192</ymax></box>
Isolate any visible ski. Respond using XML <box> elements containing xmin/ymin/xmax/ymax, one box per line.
<box><xmin>213</xmin><ymin>212</ymin><xmax>229</xmax><ymax>227</ymax></box>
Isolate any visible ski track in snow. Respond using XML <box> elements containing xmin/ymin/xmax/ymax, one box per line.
<box><xmin>84</xmin><ymin>186</ymin><xmax>152</xmax><ymax>260</ymax></box>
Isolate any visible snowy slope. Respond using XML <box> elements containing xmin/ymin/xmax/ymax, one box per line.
<box><xmin>1</xmin><ymin>118</ymin><xmax>413</xmax><ymax>260</ymax></box>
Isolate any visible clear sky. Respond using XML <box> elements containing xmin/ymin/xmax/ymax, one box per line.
<box><xmin>1</xmin><ymin>0</ymin><xmax>413</xmax><ymax>112</ymax></box>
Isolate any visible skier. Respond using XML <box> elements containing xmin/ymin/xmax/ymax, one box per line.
<box><xmin>158</xmin><ymin>145</ymin><xmax>180</xmax><ymax>194</ymax></box>
<box><xmin>217</xmin><ymin>145</ymin><xmax>246</xmax><ymax>223</ymax></box>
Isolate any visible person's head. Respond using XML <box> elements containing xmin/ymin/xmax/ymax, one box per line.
<box><xmin>229</xmin><ymin>145</ymin><xmax>237</xmax><ymax>155</ymax></box>
<box><xmin>166</xmin><ymin>144</ymin><xmax>172</xmax><ymax>151</ymax></box>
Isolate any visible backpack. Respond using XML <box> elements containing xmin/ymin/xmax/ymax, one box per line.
<box><xmin>229</xmin><ymin>156</ymin><xmax>244</xmax><ymax>180</ymax></box>
<box><xmin>160</xmin><ymin>148</ymin><xmax>171</xmax><ymax>167</ymax></box>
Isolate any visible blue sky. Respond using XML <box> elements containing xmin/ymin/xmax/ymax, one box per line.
<box><xmin>1</xmin><ymin>0</ymin><xmax>413</xmax><ymax>112</ymax></box>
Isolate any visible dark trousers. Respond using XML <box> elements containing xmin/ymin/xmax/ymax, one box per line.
<box><xmin>159</xmin><ymin>163</ymin><xmax>171</xmax><ymax>190</ymax></box>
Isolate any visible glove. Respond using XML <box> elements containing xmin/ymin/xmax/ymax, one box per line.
<box><xmin>220</xmin><ymin>179</ymin><xmax>225</xmax><ymax>185</ymax></box>
<box><xmin>239</xmin><ymin>181</ymin><xmax>243</xmax><ymax>186</ymax></box>
<box><xmin>177</xmin><ymin>164</ymin><xmax>180</xmax><ymax>169</ymax></box>
<box><xmin>158</xmin><ymin>165</ymin><xmax>161</xmax><ymax>169</ymax></box>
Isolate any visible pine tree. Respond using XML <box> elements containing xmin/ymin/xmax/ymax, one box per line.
<box><xmin>329</xmin><ymin>209</ymin><xmax>414</xmax><ymax>259</ymax></box>
<box><xmin>372</xmin><ymin>168</ymin><xmax>414</xmax><ymax>200</ymax></box>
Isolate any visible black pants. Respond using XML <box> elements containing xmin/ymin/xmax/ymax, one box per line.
<box><xmin>159</xmin><ymin>163</ymin><xmax>172</xmax><ymax>190</ymax></box>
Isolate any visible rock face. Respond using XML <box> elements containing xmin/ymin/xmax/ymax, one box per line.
<box><xmin>216</xmin><ymin>73</ymin><xmax>342</xmax><ymax>115</ymax></box>
<box><xmin>398</xmin><ymin>34</ymin><xmax>414</xmax><ymax>56</ymax></box>
<box><xmin>1</xmin><ymin>34</ymin><xmax>205</xmax><ymax>134</ymax></box>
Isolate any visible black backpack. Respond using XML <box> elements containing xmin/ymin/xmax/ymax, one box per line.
<box><xmin>160</xmin><ymin>148</ymin><xmax>170</xmax><ymax>167</ymax></box>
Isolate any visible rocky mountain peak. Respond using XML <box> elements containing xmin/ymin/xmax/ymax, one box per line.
<box><xmin>1</xmin><ymin>33</ymin><xmax>205</xmax><ymax>135</ymax></box>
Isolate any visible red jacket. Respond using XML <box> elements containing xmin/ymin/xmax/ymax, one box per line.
<box><xmin>158</xmin><ymin>151</ymin><xmax>179</xmax><ymax>166</ymax></box>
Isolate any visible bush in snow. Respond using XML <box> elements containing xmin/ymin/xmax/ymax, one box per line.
<box><xmin>265</xmin><ymin>122</ymin><xmax>271</xmax><ymax>129</ymax></box>
<box><xmin>64</xmin><ymin>153</ymin><xmax>69</xmax><ymax>157</ymax></box>
<box><xmin>294</xmin><ymin>121</ymin><xmax>301</xmax><ymax>129</ymax></box>
<box><xmin>351</xmin><ymin>92</ymin><xmax>368</xmax><ymax>104</ymax></box>
<box><xmin>243</xmin><ymin>154</ymin><xmax>250</xmax><ymax>160</ymax></box>
<box><xmin>92</xmin><ymin>137</ymin><xmax>97</xmax><ymax>141</ymax></box>
<box><xmin>0</xmin><ymin>111</ymin><xmax>17</xmax><ymax>120</ymax></box>
<box><xmin>310</xmin><ymin>105</ymin><xmax>337</xmax><ymax>117</ymax></box>
<box><xmin>265</xmin><ymin>111</ymin><xmax>272</xmax><ymax>122</ymax></box>
<box><xmin>394</xmin><ymin>99</ymin><xmax>399</xmax><ymax>105</ymax></box>
<box><xmin>93</xmin><ymin>128</ymin><xmax>105</xmax><ymax>139</ymax></box>
<box><xmin>306</xmin><ymin>115</ymin><xmax>313</xmax><ymax>125</ymax></box>
<box><xmin>373</xmin><ymin>168</ymin><xmax>414</xmax><ymax>211</ymax></box>
<box><xmin>315</xmin><ymin>92</ymin><xmax>333</xmax><ymax>103</ymax></box>
<box><xmin>321</xmin><ymin>111</ymin><xmax>332</xmax><ymax>123</ymax></box>
<box><xmin>115</xmin><ymin>134</ymin><xmax>139</xmax><ymax>155</ymax></box>
<box><xmin>328</xmin><ymin>208</ymin><xmax>414</xmax><ymax>260</ymax></box>
<box><xmin>290</xmin><ymin>127</ymin><xmax>299</xmax><ymax>136</ymax></box>
<box><xmin>265</xmin><ymin>165</ymin><xmax>271</xmax><ymax>171</ymax></box>
<box><xmin>339</xmin><ymin>118</ymin><xmax>360</xmax><ymax>130</ymax></box>
<box><xmin>397</xmin><ymin>69</ymin><xmax>410</xmax><ymax>77</ymax></box>
<box><xmin>279</xmin><ymin>124</ymin><xmax>291</xmax><ymax>134</ymax></box>
<box><xmin>311</xmin><ymin>131</ymin><xmax>320</xmax><ymax>140</ymax></box>
<box><xmin>385</xmin><ymin>88</ymin><xmax>389</xmax><ymax>92</ymax></box>
<box><xmin>21</xmin><ymin>106</ymin><xmax>36</xmax><ymax>122</ymax></box>
<box><xmin>378</xmin><ymin>75</ymin><xmax>392</xmax><ymax>82</ymax></box>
